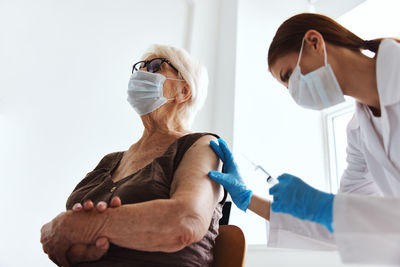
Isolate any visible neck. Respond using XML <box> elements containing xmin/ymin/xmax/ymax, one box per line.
<box><xmin>135</xmin><ymin>115</ymin><xmax>191</xmax><ymax>148</ymax></box>
<box><xmin>334</xmin><ymin>49</ymin><xmax>379</xmax><ymax>111</ymax></box>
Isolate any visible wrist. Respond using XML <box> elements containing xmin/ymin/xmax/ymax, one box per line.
<box><xmin>48</xmin><ymin>211</ymin><xmax>80</xmax><ymax>244</ymax></box>
<box><xmin>236</xmin><ymin>189</ymin><xmax>252</xmax><ymax>212</ymax></box>
<box><xmin>248</xmin><ymin>195</ymin><xmax>271</xmax><ymax>220</ymax></box>
<box><xmin>65</xmin><ymin>209</ymin><xmax>110</xmax><ymax>244</ymax></box>
<box><xmin>325</xmin><ymin>194</ymin><xmax>335</xmax><ymax>232</ymax></box>
<box><xmin>316</xmin><ymin>193</ymin><xmax>335</xmax><ymax>232</ymax></box>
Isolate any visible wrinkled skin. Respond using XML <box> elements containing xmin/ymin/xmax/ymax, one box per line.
<box><xmin>40</xmin><ymin>197</ymin><xmax>121</xmax><ymax>266</ymax></box>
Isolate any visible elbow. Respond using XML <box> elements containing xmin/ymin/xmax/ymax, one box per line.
<box><xmin>167</xmin><ymin>215</ymin><xmax>208</xmax><ymax>252</ymax></box>
<box><xmin>157</xmin><ymin>200</ymin><xmax>210</xmax><ymax>253</ymax></box>
<box><xmin>181</xmin><ymin>217</ymin><xmax>206</xmax><ymax>244</ymax></box>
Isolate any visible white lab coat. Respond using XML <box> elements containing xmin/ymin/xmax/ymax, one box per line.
<box><xmin>268</xmin><ymin>39</ymin><xmax>400</xmax><ymax>265</ymax></box>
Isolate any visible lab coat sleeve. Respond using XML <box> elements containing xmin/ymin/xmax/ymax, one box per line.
<box><xmin>268</xmin><ymin>211</ymin><xmax>336</xmax><ymax>250</ymax></box>
<box><xmin>267</xmin><ymin>117</ymin><xmax>381</xmax><ymax>250</ymax></box>
<box><xmin>338</xmin><ymin>116</ymin><xmax>382</xmax><ymax>196</ymax></box>
<box><xmin>334</xmin><ymin>194</ymin><xmax>400</xmax><ymax>264</ymax></box>
<box><xmin>333</xmin><ymin>115</ymin><xmax>399</xmax><ymax>264</ymax></box>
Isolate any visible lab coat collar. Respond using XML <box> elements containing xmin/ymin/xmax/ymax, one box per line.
<box><xmin>354</xmin><ymin>39</ymin><xmax>400</xmax><ymax>178</ymax></box>
<box><xmin>356</xmin><ymin>102</ymin><xmax>400</xmax><ymax>180</ymax></box>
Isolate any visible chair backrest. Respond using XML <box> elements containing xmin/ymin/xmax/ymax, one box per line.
<box><xmin>212</xmin><ymin>225</ymin><xmax>246</xmax><ymax>267</ymax></box>
<box><xmin>219</xmin><ymin>201</ymin><xmax>232</xmax><ymax>225</ymax></box>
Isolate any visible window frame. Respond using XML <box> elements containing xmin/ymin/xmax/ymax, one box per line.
<box><xmin>322</xmin><ymin>102</ymin><xmax>355</xmax><ymax>193</ymax></box>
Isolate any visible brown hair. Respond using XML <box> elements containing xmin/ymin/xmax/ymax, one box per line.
<box><xmin>267</xmin><ymin>13</ymin><xmax>398</xmax><ymax>68</ymax></box>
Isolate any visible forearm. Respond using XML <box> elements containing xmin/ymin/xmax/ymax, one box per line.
<box><xmin>105</xmin><ymin>199</ymin><xmax>206</xmax><ymax>252</ymax></box>
<box><xmin>67</xmin><ymin>199</ymin><xmax>206</xmax><ymax>253</ymax></box>
<box><xmin>248</xmin><ymin>194</ymin><xmax>270</xmax><ymax>221</ymax></box>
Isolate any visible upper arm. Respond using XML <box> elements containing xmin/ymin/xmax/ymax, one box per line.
<box><xmin>170</xmin><ymin>135</ymin><xmax>223</xmax><ymax>236</ymax></box>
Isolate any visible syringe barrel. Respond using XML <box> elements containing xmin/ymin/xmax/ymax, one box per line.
<box><xmin>267</xmin><ymin>176</ymin><xmax>278</xmax><ymax>186</ymax></box>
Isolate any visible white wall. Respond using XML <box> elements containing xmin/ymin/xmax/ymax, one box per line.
<box><xmin>0</xmin><ymin>0</ymin><xmax>226</xmax><ymax>266</ymax></box>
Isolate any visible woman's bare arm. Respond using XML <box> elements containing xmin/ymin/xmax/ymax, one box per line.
<box><xmin>102</xmin><ymin>135</ymin><xmax>223</xmax><ymax>251</ymax></box>
<box><xmin>248</xmin><ymin>194</ymin><xmax>271</xmax><ymax>221</ymax></box>
<box><xmin>41</xmin><ymin>135</ymin><xmax>223</xmax><ymax>264</ymax></box>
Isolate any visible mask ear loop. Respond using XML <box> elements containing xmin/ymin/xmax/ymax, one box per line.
<box><xmin>296</xmin><ymin>38</ymin><xmax>306</xmax><ymax>66</ymax></box>
<box><xmin>164</xmin><ymin>78</ymin><xmax>184</xmax><ymax>101</ymax></box>
<box><xmin>297</xmin><ymin>37</ymin><xmax>328</xmax><ymax>66</ymax></box>
<box><xmin>166</xmin><ymin>77</ymin><xmax>185</xmax><ymax>81</ymax></box>
<box><xmin>322</xmin><ymin>40</ymin><xmax>328</xmax><ymax>66</ymax></box>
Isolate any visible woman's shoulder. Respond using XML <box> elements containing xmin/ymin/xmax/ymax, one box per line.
<box><xmin>93</xmin><ymin>151</ymin><xmax>123</xmax><ymax>171</ymax></box>
<box><xmin>173</xmin><ymin>132</ymin><xmax>219</xmax><ymax>153</ymax></box>
<box><xmin>175</xmin><ymin>132</ymin><xmax>220</xmax><ymax>146</ymax></box>
<box><xmin>169</xmin><ymin>132</ymin><xmax>219</xmax><ymax>168</ymax></box>
<box><xmin>377</xmin><ymin>39</ymin><xmax>400</xmax><ymax>106</ymax></box>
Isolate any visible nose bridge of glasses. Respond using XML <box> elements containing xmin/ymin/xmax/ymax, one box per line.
<box><xmin>132</xmin><ymin>60</ymin><xmax>146</xmax><ymax>72</ymax></box>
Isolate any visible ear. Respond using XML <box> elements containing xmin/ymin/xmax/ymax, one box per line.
<box><xmin>176</xmin><ymin>82</ymin><xmax>192</xmax><ymax>104</ymax></box>
<box><xmin>304</xmin><ymin>30</ymin><xmax>325</xmax><ymax>55</ymax></box>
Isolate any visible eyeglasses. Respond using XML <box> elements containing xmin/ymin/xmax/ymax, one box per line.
<box><xmin>132</xmin><ymin>57</ymin><xmax>179</xmax><ymax>74</ymax></box>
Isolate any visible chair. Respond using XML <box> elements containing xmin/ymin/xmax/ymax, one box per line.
<box><xmin>212</xmin><ymin>225</ymin><xmax>246</xmax><ymax>267</ymax></box>
<box><xmin>219</xmin><ymin>201</ymin><xmax>232</xmax><ymax>225</ymax></box>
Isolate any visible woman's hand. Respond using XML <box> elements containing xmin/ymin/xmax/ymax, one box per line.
<box><xmin>66</xmin><ymin>197</ymin><xmax>122</xmax><ymax>265</ymax></box>
<box><xmin>41</xmin><ymin>212</ymin><xmax>74</xmax><ymax>267</ymax></box>
<box><xmin>40</xmin><ymin>197</ymin><xmax>121</xmax><ymax>266</ymax></box>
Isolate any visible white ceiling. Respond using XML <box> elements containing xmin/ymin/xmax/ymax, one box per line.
<box><xmin>313</xmin><ymin>0</ymin><xmax>366</xmax><ymax>18</ymax></box>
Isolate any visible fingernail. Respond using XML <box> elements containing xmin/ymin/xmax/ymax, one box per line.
<box><xmin>72</xmin><ymin>203</ymin><xmax>82</xmax><ymax>210</ymax></box>
<box><xmin>97</xmin><ymin>201</ymin><xmax>106</xmax><ymax>208</ymax></box>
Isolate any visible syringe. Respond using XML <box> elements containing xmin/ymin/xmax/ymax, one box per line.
<box><xmin>241</xmin><ymin>153</ymin><xmax>278</xmax><ymax>186</ymax></box>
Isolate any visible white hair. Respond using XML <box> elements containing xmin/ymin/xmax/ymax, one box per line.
<box><xmin>141</xmin><ymin>44</ymin><xmax>208</xmax><ymax>127</ymax></box>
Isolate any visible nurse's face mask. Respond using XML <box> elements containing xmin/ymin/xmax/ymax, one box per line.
<box><xmin>127</xmin><ymin>58</ymin><xmax>184</xmax><ymax>116</ymax></box>
<box><xmin>288</xmin><ymin>37</ymin><xmax>345</xmax><ymax>110</ymax></box>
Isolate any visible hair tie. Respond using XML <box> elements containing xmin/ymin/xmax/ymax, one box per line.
<box><xmin>362</xmin><ymin>40</ymin><xmax>371</xmax><ymax>50</ymax></box>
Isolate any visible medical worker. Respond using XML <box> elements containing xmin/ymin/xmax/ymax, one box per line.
<box><xmin>208</xmin><ymin>13</ymin><xmax>400</xmax><ymax>264</ymax></box>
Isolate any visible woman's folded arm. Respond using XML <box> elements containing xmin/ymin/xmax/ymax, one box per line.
<box><xmin>41</xmin><ymin>135</ymin><xmax>223</xmax><ymax>258</ymax></box>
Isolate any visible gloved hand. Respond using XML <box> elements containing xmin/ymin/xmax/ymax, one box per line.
<box><xmin>208</xmin><ymin>138</ymin><xmax>252</xmax><ymax>211</ymax></box>
<box><xmin>269</xmin><ymin>173</ymin><xmax>335</xmax><ymax>232</ymax></box>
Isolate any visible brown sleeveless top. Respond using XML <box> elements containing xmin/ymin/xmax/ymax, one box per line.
<box><xmin>66</xmin><ymin>133</ymin><xmax>226</xmax><ymax>267</ymax></box>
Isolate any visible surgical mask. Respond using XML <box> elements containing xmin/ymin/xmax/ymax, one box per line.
<box><xmin>127</xmin><ymin>71</ymin><xmax>181</xmax><ymax>116</ymax></box>
<box><xmin>288</xmin><ymin>38</ymin><xmax>345</xmax><ymax>110</ymax></box>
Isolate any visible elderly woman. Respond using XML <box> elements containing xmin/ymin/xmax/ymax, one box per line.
<box><xmin>40</xmin><ymin>45</ymin><xmax>226</xmax><ymax>267</ymax></box>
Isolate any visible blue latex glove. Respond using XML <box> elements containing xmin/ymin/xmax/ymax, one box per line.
<box><xmin>269</xmin><ymin>173</ymin><xmax>335</xmax><ymax>232</ymax></box>
<box><xmin>208</xmin><ymin>138</ymin><xmax>252</xmax><ymax>212</ymax></box>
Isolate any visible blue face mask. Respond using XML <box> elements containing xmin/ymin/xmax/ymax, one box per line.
<box><xmin>288</xmin><ymin>37</ymin><xmax>345</xmax><ymax>110</ymax></box>
<box><xmin>127</xmin><ymin>71</ymin><xmax>182</xmax><ymax>116</ymax></box>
